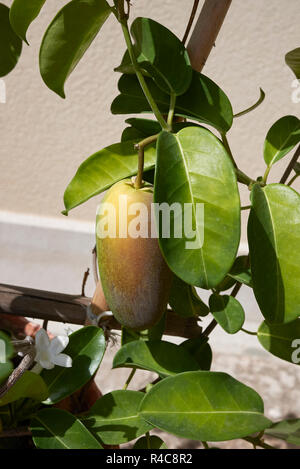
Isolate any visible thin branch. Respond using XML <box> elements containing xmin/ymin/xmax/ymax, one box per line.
<box><xmin>81</xmin><ymin>268</ymin><xmax>90</xmax><ymax>297</ymax></box>
<box><xmin>92</xmin><ymin>245</ymin><xmax>99</xmax><ymax>286</ymax></box>
<box><xmin>182</xmin><ymin>0</ymin><xmax>200</xmax><ymax>45</ymax></box>
<box><xmin>0</xmin><ymin>349</ymin><xmax>36</xmax><ymax>399</ymax></box>
<box><xmin>134</xmin><ymin>134</ymin><xmax>158</xmax><ymax>189</ymax></box>
<box><xmin>280</xmin><ymin>144</ymin><xmax>300</xmax><ymax>184</ymax></box>
<box><xmin>234</xmin><ymin>88</ymin><xmax>265</xmax><ymax>118</ymax></box>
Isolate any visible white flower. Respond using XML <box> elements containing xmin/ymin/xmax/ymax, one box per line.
<box><xmin>34</xmin><ymin>329</ymin><xmax>72</xmax><ymax>370</ymax></box>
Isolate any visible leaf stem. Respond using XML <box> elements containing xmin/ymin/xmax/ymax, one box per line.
<box><xmin>134</xmin><ymin>134</ymin><xmax>159</xmax><ymax>189</ymax></box>
<box><xmin>167</xmin><ymin>93</ymin><xmax>176</xmax><ymax>129</ymax></box>
<box><xmin>241</xmin><ymin>205</ymin><xmax>252</xmax><ymax>211</ymax></box>
<box><xmin>182</xmin><ymin>0</ymin><xmax>200</xmax><ymax>45</ymax></box>
<box><xmin>241</xmin><ymin>328</ymin><xmax>257</xmax><ymax>336</ymax></box>
<box><xmin>221</xmin><ymin>134</ymin><xmax>256</xmax><ymax>187</ymax></box>
<box><xmin>263</xmin><ymin>165</ymin><xmax>271</xmax><ymax>185</ymax></box>
<box><xmin>221</xmin><ymin>133</ymin><xmax>237</xmax><ymax>168</ymax></box>
<box><xmin>280</xmin><ymin>143</ymin><xmax>300</xmax><ymax>184</ymax></box>
<box><xmin>244</xmin><ymin>436</ymin><xmax>277</xmax><ymax>450</ymax></box>
<box><xmin>202</xmin><ymin>441</ymin><xmax>210</xmax><ymax>449</ymax></box>
<box><xmin>119</xmin><ymin>16</ymin><xmax>169</xmax><ymax>131</ymax></box>
<box><xmin>123</xmin><ymin>368</ymin><xmax>136</xmax><ymax>390</ymax></box>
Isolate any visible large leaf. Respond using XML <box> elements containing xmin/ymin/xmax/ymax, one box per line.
<box><xmin>41</xmin><ymin>326</ymin><xmax>105</xmax><ymax>404</ymax></box>
<box><xmin>10</xmin><ymin>0</ymin><xmax>46</xmax><ymax>44</ymax></box>
<box><xmin>257</xmin><ymin>319</ymin><xmax>300</xmax><ymax>364</ymax></box>
<box><xmin>111</xmin><ymin>71</ymin><xmax>233</xmax><ymax>133</ymax></box>
<box><xmin>83</xmin><ymin>390</ymin><xmax>152</xmax><ymax>445</ymax></box>
<box><xmin>0</xmin><ymin>331</ymin><xmax>13</xmax><ymax>384</ymax></box>
<box><xmin>209</xmin><ymin>294</ymin><xmax>245</xmax><ymax>334</ymax></box>
<box><xmin>0</xmin><ymin>371</ymin><xmax>48</xmax><ymax>406</ymax></box>
<box><xmin>154</xmin><ymin>127</ymin><xmax>240</xmax><ymax>289</ymax></box>
<box><xmin>113</xmin><ymin>340</ymin><xmax>201</xmax><ymax>378</ymax></box>
<box><xmin>129</xmin><ymin>17</ymin><xmax>192</xmax><ymax>95</ymax></box>
<box><xmin>39</xmin><ymin>0</ymin><xmax>111</xmax><ymax>97</ymax></box>
<box><xmin>264</xmin><ymin>116</ymin><xmax>300</xmax><ymax>168</ymax></box>
<box><xmin>169</xmin><ymin>276</ymin><xmax>209</xmax><ymax>318</ymax></box>
<box><xmin>139</xmin><ymin>371</ymin><xmax>271</xmax><ymax>442</ymax></box>
<box><xmin>0</xmin><ymin>3</ymin><xmax>22</xmax><ymax>77</ymax></box>
<box><xmin>63</xmin><ymin>140</ymin><xmax>156</xmax><ymax>214</ymax></box>
<box><xmin>31</xmin><ymin>408</ymin><xmax>102</xmax><ymax>449</ymax></box>
<box><xmin>265</xmin><ymin>419</ymin><xmax>300</xmax><ymax>446</ymax></box>
<box><xmin>180</xmin><ymin>337</ymin><xmax>212</xmax><ymax>370</ymax></box>
<box><xmin>286</xmin><ymin>48</ymin><xmax>300</xmax><ymax>79</ymax></box>
<box><xmin>248</xmin><ymin>184</ymin><xmax>300</xmax><ymax>324</ymax></box>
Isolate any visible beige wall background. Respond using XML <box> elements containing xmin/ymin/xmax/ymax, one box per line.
<box><xmin>1</xmin><ymin>0</ymin><xmax>300</xmax><ymax>242</ymax></box>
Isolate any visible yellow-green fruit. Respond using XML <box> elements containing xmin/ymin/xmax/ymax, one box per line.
<box><xmin>96</xmin><ymin>179</ymin><xmax>172</xmax><ymax>331</ymax></box>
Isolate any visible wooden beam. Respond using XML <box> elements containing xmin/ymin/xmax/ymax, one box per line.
<box><xmin>187</xmin><ymin>0</ymin><xmax>232</xmax><ymax>72</ymax></box>
<box><xmin>0</xmin><ymin>284</ymin><xmax>202</xmax><ymax>339</ymax></box>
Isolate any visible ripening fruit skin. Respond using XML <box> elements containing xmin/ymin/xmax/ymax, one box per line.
<box><xmin>96</xmin><ymin>179</ymin><xmax>172</xmax><ymax>331</ymax></box>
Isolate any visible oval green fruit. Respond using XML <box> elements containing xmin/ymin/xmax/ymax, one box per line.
<box><xmin>96</xmin><ymin>179</ymin><xmax>173</xmax><ymax>330</ymax></box>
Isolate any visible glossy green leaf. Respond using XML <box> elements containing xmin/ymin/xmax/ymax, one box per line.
<box><xmin>257</xmin><ymin>319</ymin><xmax>300</xmax><ymax>364</ymax></box>
<box><xmin>113</xmin><ymin>340</ymin><xmax>201</xmax><ymax>378</ymax></box>
<box><xmin>41</xmin><ymin>326</ymin><xmax>105</xmax><ymax>404</ymax></box>
<box><xmin>154</xmin><ymin>127</ymin><xmax>240</xmax><ymax>289</ymax></box>
<box><xmin>130</xmin><ymin>17</ymin><xmax>192</xmax><ymax>95</ymax></box>
<box><xmin>264</xmin><ymin>116</ymin><xmax>300</xmax><ymax>167</ymax></box>
<box><xmin>111</xmin><ymin>71</ymin><xmax>233</xmax><ymax>133</ymax></box>
<box><xmin>83</xmin><ymin>390</ymin><xmax>152</xmax><ymax>445</ymax></box>
<box><xmin>209</xmin><ymin>294</ymin><xmax>245</xmax><ymax>334</ymax></box>
<box><xmin>139</xmin><ymin>371</ymin><xmax>271</xmax><ymax>442</ymax></box>
<box><xmin>39</xmin><ymin>0</ymin><xmax>111</xmax><ymax>97</ymax></box>
<box><xmin>134</xmin><ymin>435</ymin><xmax>167</xmax><ymax>449</ymax></box>
<box><xmin>265</xmin><ymin>419</ymin><xmax>300</xmax><ymax>446</ymax></box>
<box><xmin>126</xmin><ymin>117</ymin><xmax>161</xmax><ymax>135</ymax></box>
<box><xmin>0</xmin><ymin>3</ymin><xmax>22</xmax><ymax>77</ymax></box>
<box><xmin>217</xmin><ymin>256</ymin><xmax>252</xmax><ymax>291</ymax></box>
<box><xmin>63</xmin><ymin>140</ymin><xmax>156</xmax><ymax>214</ymax></box>
<box><xmin>248</xmin><ymin>184</ymin><xmax>300</xmax><ymax>324</ymax></box>
<box><xmin>0</xmin><ymin>331</ymin><xmax>13</xmax><ymax>384</ymax></box>
<box><xmin>121</xmin><ymin>313</ymin><xmax>165</xmax><ymax>345</ymax></box>
<box><xmin>121</xmin><ymin>126</ymin><xmax>145</xmax><ymax>142</ymax></box>
<box><xmin>180</xmin><ymin>337</ymin><xmax>212</xmax><ymax>370</ymax></box>
<box><xmin>10</xmin><ymin>0</ymin><xmax>46</xmax><ymax>44</ymax></box>
<box><xmin>286</xmin><ymin>48</ymin><xmax>300</xmax><ymax>79</ymax></box>
<box><xmin>0</xmin><ymin>371</ymin><xmax>48</xmax><ymax>406</ymax></box>
<box><xmin>169</xmin><ymin>276</ymin><xmax>209</xmax><ymax>318</ymax></box>
<box><xmin>31</xmin><ymin>408</ymin><xmax>102</xmax><ymax>449</ymax></box>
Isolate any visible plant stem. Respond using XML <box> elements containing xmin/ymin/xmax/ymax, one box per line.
<box><xmin>287</xmin><ymin>173</ymin><xmax>299</xmax><ymax>186</ymax></box>
<box><xmin>119</xmin><ymin>20</ymin><xmax>169</xmax><ymax>131</ymax></box>
<box><xmin>202</xmin><ymin>441</ymin><xmax>209</xmax><ymax>449</ymax></box>
<box><xmin>167</xmin><ymin>93</ymin><xmax>176</xmax><ymax>129</ymax></box>
<box><xmin>134</xmin><ymin>134</ymin><xmax>159</xmax><ymax>189</ymax></box>
<box><xmin>244</xmin><ymin>436</ymin><xmax>277</xmax><ymax>450</ymax></box>
<box><xmin>263</xmin><ymin>165</ymin><xmax>271</xmax><ymax>184</ymax></box>
<box><xmin>123</xmin><ymin>368</ymin><xmax>136</xmax><ymax>390</ymax></box>
<box><xmin>241</xmin><ymin>205</ymin><xmax>252</xmax><ymax>211</ymax></box>
<box><xmin>221</xmin><ymin>133</ymin><xmax>237</xmax><ymax>168</ymax></box>
<box><xmin>146</xmin><ymin>432</ymin><xmax>151</xmax><ymax>449</ymax></box>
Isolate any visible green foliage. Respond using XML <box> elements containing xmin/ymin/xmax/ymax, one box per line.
<box><xmin>248</xmin><ymin>184</ymin><xmax>300</xmax><ymax>324</ymax></box>
<box><xmin>31</xmin><ymin>408</ymin><xmax>103</xmax><ymax>449</ymax></box>
<box><xmin>0</xmin><ymin>372</ymin><xmax>48</xmax><ymax>406</ymax></box>
<box><xmin>113</xmin><ymin>340</ymin><xmax>201</xmax><ymax>377</ymax></box>
<box><xmin>139</xmin><ymin>371</ymin><xmax>271</xmax><ymax>441</ymax></box>
<box><xmin>41</xmin><ymin>326</ymin><xmax>105</xmax><ymax>404</ymax></box>
<box><xmin>10</xmin><ymin>0</ymin><xmax>46</xmax><ymax>44</ymax></box>
<box><xmin>169</xmin><ymin>276</ymin><xmax>209</xmax><ymax>318</ymax></box>
<box><xmin>257</xmin><ymin>319</ymin><xmax>300</xmax><ymax>364</ymax></box>
<box><xmin>83</xmin><ymin>390</ymin><xmax>152</xmax><ymax>445</ymax></box>
<box><xmin>154</xmin><ymin>127</ymin><xmax>240</xmax><ymax>288</ymax></box>
<box><xmin>39</xmin><ymin>0</ymin><xmax>111</xmax><ymax>97</ymax></box>
<box><xmin>209</xmin><ymin>294</ymin><xmax>245</xmax><ymax>334</ymax></box>
<box><xmin>180</xmin><ymin>337</ymin><xmax>212</xmax><ymax>370</ymax></box>
<box><xmin>0</xmin><ymin>3</ymin><xmax>22</xmax><ymax>77</ymax></box>
<box><xmin>265</xmin><ymin>419</ymin><xmax>300</xmax><ymax>446</ymax></box>
<box><xmin>63</xmin><ymin>140</ymin><xmax>156</xmax><ymax>214</ymax></box>
<box><xmin>264</xmin><ymin>116</ymin><xmax>300</xmax><ymax>168</ymax></box>
<box><xmin>285</xmin><ymin>48</ymin><xmax>300</xmax><ymax>78</ymax></box>
<box><xmin>134</xmin><ymin>435</ymin><xmax>167</xmax><ymax>449</ymax></box>
<box><xmin>217</xmin><ymin>256</ymin><xmax>252</xmax><ymax>291</ymax></box>
<box><xmin>111</xmin><ymin>72</ymin><xmax>233</xmax><ymax>133</ymax></box>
